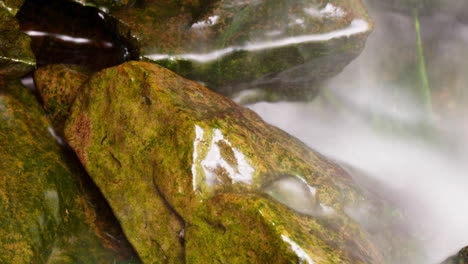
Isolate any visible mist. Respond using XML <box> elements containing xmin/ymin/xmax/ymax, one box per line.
<box><xmin>246</xmin><ymin>3</ymin><xmax>468</xmax><ymax>263</ymax></box>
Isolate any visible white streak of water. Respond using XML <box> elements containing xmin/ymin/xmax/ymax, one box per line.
<box><xmin>25</xmin><ymin>30</ymin><xmax>113</xmax><ymax>47</ymax></box>
<box><xmin>191</xmin><ymin>15</ymin><xmax>220</xmax><ymax>29</ymax></box>
<box><xmin>200</xmin><ymin>129</ymin><xmax>253</xmax><ymax>186</ymax></box>
<box><xmin>281</xmin><ymin>235</ymin><xmax>314</xmax><ymax>264</ymax></box>
<box><xmin>146</xmin><ymin>19</ymin><xmax>369</xmax><ymax>63</ymax></box>
<box><xmin>304</xmin><ymin>3</ymin><xmax>345</xmax><ymax>18</ymax></box>
<box><xmin>48</xmin><ymin>126</ymin><xmax>64</xmax><ymax>145</ymax></box>
<box><xmin>192</xmin><ymin>125</ymin><xmax>205</xmax><ymax>190</ymax></box>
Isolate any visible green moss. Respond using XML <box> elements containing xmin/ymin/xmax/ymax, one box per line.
<box><xmin>60</xmin><ymin>61</ymin><xmax>416</xmax><ymax>264</ymax></box>
<box><xmin>0</xmin><ymin>0</ymin><xmax>24</xmax><ymax>15</ymax></box>
<box><xmin>0</xmin><ymin>5</ymin><xmax>35</xmax><ymax>77</ymax></box>
<box><xmin>186</xmin><ymin>194</ymin><xmax>301</xmax><ymax>263</ymax></box>
<box><xmin>34</xmin><ymin>64</ymin><xmax>91</xmax><ymax>133</ymax></box>
<box><xmin>0</xmin><ymin>79</ymin><xmax>124</xmax><ymax>263</ymax></box>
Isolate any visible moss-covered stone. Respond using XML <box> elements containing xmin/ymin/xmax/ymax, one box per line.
<box><xmin>0</xmin><ymin>78</ymin><xmax>128</xmax><ymax>263</ymax></box>
<box><xmin>61</xmin><ymin>61</ymin><xmax>416</xmax><ymax>263</ymax></box>
<box><xmin>0</xmin><ymin>4</ymin><xmax>35</xmax><ymax>77</ymax></box>
<box><xmin>70</xmin><ymin>0</ymin><xmax>372</xmax><ymax>97</ymax></box>
<box><xmin>34</xmin><ymin>64</ymin><xmax>91</xmax><ymax>133</ymax></box>
<box><xmin>0</xmin><ymin>0</ymin><xmax>24</xmax><ymax>15</ymax></box>
<box><xmin>442</xmin><ymin>246</ymin><xmax>468</xmax><ymax>264</ymax></box>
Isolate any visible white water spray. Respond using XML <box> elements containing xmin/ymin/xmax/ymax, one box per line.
<box><xmin>248</xmin><ymin>6</ymin><xmax>468</xmax><ymax>263</ymax></box>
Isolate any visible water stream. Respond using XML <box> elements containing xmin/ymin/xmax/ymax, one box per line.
<box><xmin>248</xmin><ymin>3</ymin><xmax>468</xmax><ymax>263</ymax></box>
<box><xmin>7</xmin><ymin>0</ymin><xmax>468</xmax><ymax>262</ymax></box>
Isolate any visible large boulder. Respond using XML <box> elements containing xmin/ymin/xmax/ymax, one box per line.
<box><xmin>70</xmin><ymin>0</ymin><xmax>373</xmax><ymax>97</ymax></box>
<box><xmin>0</xmin><ymin>78</ymin><xmax>133</xmax><ymax>263</ymax></box>
<box><xmin>41</xmin><ymin>61</ymin><xmax>419</xmax><ymax>263</ymax></box>
<box><xmin>0</xmin><ymin>1</ymin><xmax>35</xmax><ymax>77</ymax></box>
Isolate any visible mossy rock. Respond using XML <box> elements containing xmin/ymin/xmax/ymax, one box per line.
<box><xmin>69</xmin><ymin>0</ymin><xmax>372</xmax><ymax>97</ymax></box>
<box><xmin>0</xmin><ymin>0</ymin><xmax>24</xmax><ymax>15</ymax></box>
<box><xmin>0</xmin><ymin>78</ymin><xmax>128</xmax><ymax>263</ymax></box>
<box><xmin>0</xmin><ymin>4</ymin><xmax>36</xmax><ymax>78</ymax></box>
<box><xmin>58</xmin><ymin>61</ymin><xmax>417</xmax><ymax>263</ymax></box>
<box><xmin>34</xmin><ymin>64</ymin><xmax>91</xmax><ymax>133</ymax></box>
<box><xmin>442</xmin><ymin>246</ymin><xmax>468</xmax><ymax>264</ymax></box>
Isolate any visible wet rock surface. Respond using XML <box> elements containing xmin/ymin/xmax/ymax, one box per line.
<box><xmin>34</xmin><ymin>64</ymin><xmax>90</xmax><ymax>133</ymax></box>
<box><xmin>69</xmin><ymin>0</ymin><xmax>209</xmax><ymax>14</ymax></box>
<box><xmin>0</xmin><ymin>0</ymin><xmax>421</xmax><ymax>263</ymax></box>
<box><xmin>51</xmin><ymin>61</ymin><xmax>417</xmax><ymax>263</ymax></box>
<box><xmin>0</xmin><ymin>2</ymin><xmax>35</xmax><ymax>77</ymax></box>
<box><xmin>69</xmin><ymin>0</ymin><xmax>137</xmax><ymax>10</ymax></box>
<box><xmin>0</xmin><ymin>78</ymin><xmax>135</xmax><ymax>263</ymax></box>
<box><xmin>70</xmin><ymin>0</ymin><xmax>372</xmax><ymax>97</ymax></box>
<box><xmin>16</xmin><ymin>0</ymin><xmax>137</xmax><ymax>71</ymax></box>
<box><xmin>0</xmin><ymin>0</ymin><xmax>24</xmax><ymax>15</ymax></box>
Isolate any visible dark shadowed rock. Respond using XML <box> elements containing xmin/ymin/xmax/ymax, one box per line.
<box><xmin>16</xmin><ymin>0</ymin><xmax>136</xmax><ymax>71</ymax></box>
<box><xmin>69</xmin><ymin>0</ymin><xmax>137</xmax><ymax>10</ymax></box>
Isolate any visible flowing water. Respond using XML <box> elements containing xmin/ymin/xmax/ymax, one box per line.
<box><xmin>11</xmin><ymin>0</ymin><xmax>468</xmax><ymax>262</ymax></box>
<box><xmin>248</xmin><ymin>3</ymin><xmax>468</xmax><ymax>263</ymax></box>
